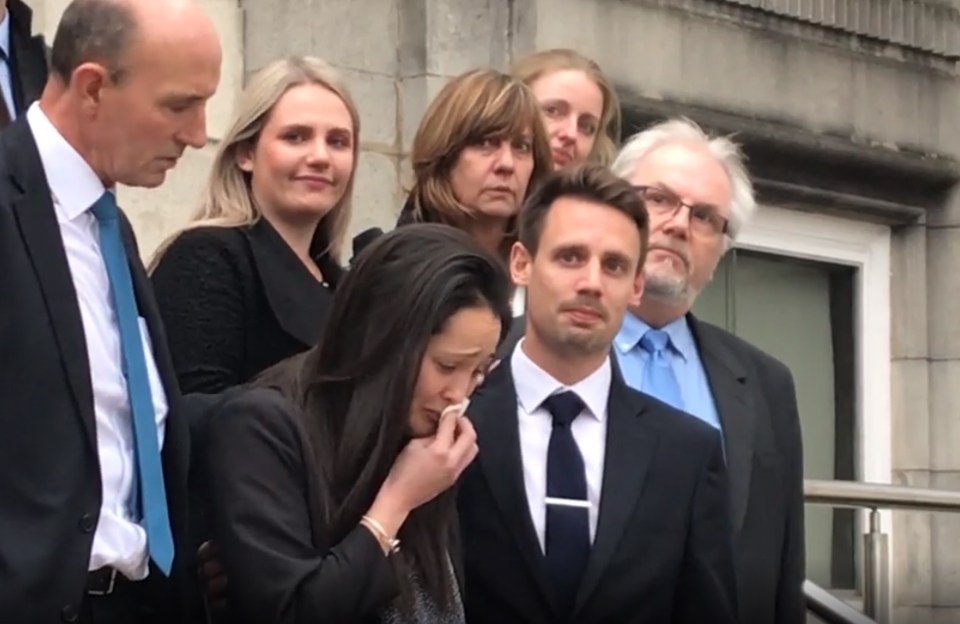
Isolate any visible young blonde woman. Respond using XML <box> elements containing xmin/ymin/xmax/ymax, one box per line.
<box><xmin>150</xmin><ymin>56</ymin><xmax>359</xmax><ymax>393</ymax></box>
<box><xmin>512</xmin><ymin>48</ymin><xmax>622</xmax><ymax>169</ymax></box>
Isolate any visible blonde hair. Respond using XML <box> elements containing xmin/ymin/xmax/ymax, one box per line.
<box><xmin>512</xmin><ymin>48</ymin><xmax>622</xmax><ymax>166</ymax></box>
<box><xmin>409</xmin><ymin>68</ymin><xmax>553</xmax><ymax>236</ymax></box>
<box><xmin>149</xmin><ymin>56</ymin><xmax>360</xmax><ymax>270</ymax></box>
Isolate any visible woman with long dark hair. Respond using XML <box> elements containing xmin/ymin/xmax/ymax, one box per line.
<box><xmin>204</xmin><ymin>223</ymin><xmax>513</xmax><ymax>623</ymax></box>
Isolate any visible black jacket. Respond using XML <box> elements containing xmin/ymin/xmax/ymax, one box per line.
<box><xmin>151</xmin><ymin>219</ymin><xmax>343</xmax><ymax>394</ymax></box>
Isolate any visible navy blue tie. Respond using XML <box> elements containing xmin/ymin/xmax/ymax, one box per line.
<box><xmin>543</xmin><ymin>390</ymin><xmax>590</xmax><ymax>609</ymax></box>
<box><xmin>639</xmin><ymin>329</ymin><xmax>684</xmax><ymax>411</ymax></box>
<box><xmin>91</xmin><ymin>192</ymin><xmax>174</xmax><ymax>575</ymax></box>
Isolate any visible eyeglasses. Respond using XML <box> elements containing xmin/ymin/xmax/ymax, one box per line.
<box><xmin>632</xmin><ymin>185</ymin><xmax>729</xmax><ymax>236</ymax></box>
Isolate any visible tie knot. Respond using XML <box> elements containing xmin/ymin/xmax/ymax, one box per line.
<box><xmin>639</xmin><ymin>329</ymin><xmax>672</xmax><ymax>355</ymax></box>
<box><xmin>90</xmin><ymin>192</ymin><xmax>118</xmax><ymax>223</ymax></box>
<box><xmin>542</xmin><ymin>391</ymin><xmax>584</xmax><ymax>428</ymax></box>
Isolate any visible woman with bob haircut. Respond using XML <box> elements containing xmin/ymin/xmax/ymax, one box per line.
<box><xmin>203</xmin><ymin>223</ymin><xmax>514</xmax><ymax>623</ymax></box>
<box><xmin>391</xmin><ymin>68</ymin><xmax>552</xmax><ymax>259</ymax></box>
<box><xmin>512</xmin><ymin>48</ymin><xmax>622</xmax><ymax>169</ymax></box>
<box><xmin>150</xmin><ymin>56</ymin><xmax>359</xmax><ymax>393</ymax></box>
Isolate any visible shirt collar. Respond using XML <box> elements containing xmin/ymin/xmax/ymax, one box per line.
<box><xmin>26</xmin><ymin>103</ymin><xmax>108</xmax><ymax>220</ymax></box>
<box><xmin>615</xmin><ymin>310</ymin><xmax>693</xmax><ymax>362</ymax></box>
<box><xmin>0</xmin><ymin>9</ymin><xmax>10</xmax><ymax>61</ymax></box>
<box><xmin>511</xmin><ymin>338</ymin><xmax>612</xmax><ymax>422</ymax></box>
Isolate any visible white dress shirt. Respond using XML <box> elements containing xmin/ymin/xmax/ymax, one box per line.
<box><xmin>511</xmin><ymin>339</ymin><xmax>611</xmax><ymax>551</ymax></box>
<box><xmin>27</xmin><ymin>103</ymin><xmax>169</xmax><ymax>580</ymax></box>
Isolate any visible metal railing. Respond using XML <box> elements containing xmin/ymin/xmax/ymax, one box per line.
<box><xmin>802</xmin><ymin>479</ymin><xmax>960</xmax><ymax>624</ymax></box>
<box><xmin>804</xmin><ymin>579</ymin><xmax>876</xmax><ymax>624</ymax></box>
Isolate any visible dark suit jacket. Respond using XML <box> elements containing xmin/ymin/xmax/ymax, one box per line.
<box><xmin>150</xmin><ymin>220</ymin><xmax>342</xmax><ymax>394</ymax></box>
<box><xmin>458</xmin><ymin>349</ymin><xmax>738</xmax><ymax>624</ymax></box>
<box><xmin>499</xmin><ymin>315</ymin><xmax>806</xmax><ymax>624</ymax></box>
<box><xmin>0</xmin><ymin>119</ymin><xmax>193</xmax><ymax>622</ymax></box>
<box><xmin>686</xmin><ymin>315</ymin><xmax>806</xmax><ymax>624</ymax></box>
<box><xmin>202</xmin><ymin>387</ymin><xmax>404</xmax><ymax>623</ymax></box>
<box><xmin>7</xmin><ymin>0</ymin><xmax>48</xmax><ymax>116</ymax></box>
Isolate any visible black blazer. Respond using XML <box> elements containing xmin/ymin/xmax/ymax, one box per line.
<box><xmin>151</xmin><ymin>220</ymin><xmax>342</xmax><ymax>394</ymax></box>
<box><xmin>499</xmin><ymin>315</ymin><xmax>807</xmax><ymax>624</ymax></box>
<box><xmin>7</xmin><ymin>0</ymin><xmax>48</xmax><ymax>117</ymax></box>
<box><xmin>686</xmin><ymin>315</ymin><xmax>806</xmax><ymax>624</ymax></box>
<box><xmin>203</xmin><ymin>387</ymin><xmax>407</xmax><ymax>623</ymax></box>
<box><xmin>458</xmin><ymin>349</ymin><xmax>738</xmax><ymax>624</ymax></box>
<box><xmin>0</xmin><ymin>119</ymin><xmax>193</xmax><ymax>621</ymax></box>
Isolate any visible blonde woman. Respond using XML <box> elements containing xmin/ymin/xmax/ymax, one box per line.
<box><xmin>150</xmin><ymin>56</ymin><xmax>359</xmax><ymax>393</ymax></box>
<box><xmin>393</xmin><ymin>68</ymin><xmax>553</xmax><ymax>259</ymax></box>
<box><xmin>512</xmin><ymin>48</ymin><xmax>622</xmax><ymax>169</ymax></box>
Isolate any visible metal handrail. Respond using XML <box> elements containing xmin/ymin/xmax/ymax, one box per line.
<box><xmin>802</xmin><ymin>478</ymin><xmax>960</xmax><ymax>624</ymax></box>
<box><xmin>804</xmin><ymin>478</ymin><xmax>960</xmax><ymax>512</ymax></box>
<box><xmin>804</xmin><ymin>580</ymin><xmax>876</xmax><ymax>624</ymax></box>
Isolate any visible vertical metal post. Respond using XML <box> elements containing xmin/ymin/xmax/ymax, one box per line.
<box><xmin>863</xmin><ymin>508</ymin><xmax>890</xmax><ymax>624</ymax></box>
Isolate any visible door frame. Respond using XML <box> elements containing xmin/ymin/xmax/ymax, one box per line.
<box><xmin>734</xmin><ymin>205</ymin><xmax>891</xmax><ymax>487</ymax></box>
<box><xmin>734</xmin><ymin>205</ymin><xmax>892</xmax><ymax>598</ymax></box>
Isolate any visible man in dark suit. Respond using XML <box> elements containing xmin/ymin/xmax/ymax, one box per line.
<box><xmin>0</xmin><ymin>0</ymin><xmax>221</xmax><ymax>622</ymax></box>
<box><xmin>609</xmin><ymin>118</ymin><xmax>806</xmax><ymax>624</ymax></box>
<box><xmin>459</xmin><ymin>164</ymin><xmax>738</xmax><ymax>624</ymax></box>
<box><xmin>1</xmin><ymin>0</ymin><xmax>49</xmax><ymax>127</ymax></box>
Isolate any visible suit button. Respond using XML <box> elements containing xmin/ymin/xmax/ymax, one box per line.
<box><xmin>78</xmin><ymin>513</ymin><xmax>96</xmax><ymax>533</ymax></box>
<box><xmin>61</xmin><ymin>604</ymin><xmax>79</xmax><ymax>622</ymax></box>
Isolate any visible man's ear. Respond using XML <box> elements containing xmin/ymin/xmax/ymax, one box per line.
<box><xmin>510</xmin><ymin>241</ymin><xmax>533</xmax><ymax>288</ymax></box>
<box><xmin>72</xmin><ymin>62</ymin><xmax>111</xmax><ymax>114</ymax></box>
<box><xmin>629</xmin><ymin>267</ymin><xmax>645</xmax><ymax>307</ymax></box>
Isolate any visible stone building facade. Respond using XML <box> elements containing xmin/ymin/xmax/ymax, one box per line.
<box><xmin>25</xmin><ymin>0</ymin><xmax>960</xmax><ymax>620</ymax></box>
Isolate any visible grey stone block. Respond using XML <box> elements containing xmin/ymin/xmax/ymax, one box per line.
<box><xmin>242</xmin><ymin>0</ymin><xmax>314</xmax><ymax>75</ymax></box>
<box><xmin>929</xmin><ymin>360</ymin><xmax>960</xmax><ymax>472</ymax></box>
<box><xmin>422</xmin><ymin>0</ymin><xmax>512</xmax><ymax>75</ymax></box>
<box><xmin>930</xmin><ymin>471</ymin><xmax>960</xmax><ymax>607</ymax></box>
<box><xmin>892</xmin><ymin>359</ymin><xmax>930</xmax><ymax>471</ymax></box>
<box><xmin>340</xmin><ymin>69</ymin><xmax>399</xmax><ymax>150</ymax></box>
<box><xmin>397</xmin><ymin>0</ymin><xmax>428</xmax><ymax>78</ymax></box>
<box><xmin>891</xmin><ymin>470</ymin><xmax>933</xmax><ymax>608</ymax></box>
<box><xmin>891</xmin><ymin>226</ymin><xmax>928</xmax><ymax>360</ymax></box>
<box><xmin>311</xmin><ymin>0</ymin><xmax>399</xmax><ymax>75</ymax></box>
<box><xmin>399</xmin><ymin>74</ymin><xmax>453</xmax><ymax>154</ymax></box>
<box><xmin>347</xmin><ymin>150</ymin><xmax>401</xmax><ymax>250</ymax></box>
<box><xmin>927</xmin><ymin>228</ymin><xmax>960</xmax><ymax>360</ymax></box>
<box><xmin>933</xmin><ymin>607</ymin><xmax>960</xmax><ymax>623</ymax></box>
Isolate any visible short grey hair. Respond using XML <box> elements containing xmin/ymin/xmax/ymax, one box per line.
<box><xmin>611</xmin><ymin>117</ymin><xmax>756</xmax><ymax>244</ymax></box>
<box><xmin>50</xmin><ymin>0</ymin><xmax>138</xmax><ymax>83</ymax></box>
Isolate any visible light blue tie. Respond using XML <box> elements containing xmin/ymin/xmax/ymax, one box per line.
<box><xmin>638</xmin><ymin>329</ymin><xmax>685</xmax><ymax>411</ymax></box>
<box><xmin>91</xmin><ymin>192</ymin><xmax>174</xmax><ymax>576</ymax></box>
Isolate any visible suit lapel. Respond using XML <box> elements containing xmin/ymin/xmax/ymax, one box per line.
<box><xmin>470</xmin><ymin>357</ymin><xmax>559</xmax><ymax>612</ymax></box>
<box><xmin>7</xmin><ymin>121</ymin><xmax>97</xmax><ymax>452</ymax></box>
<box><xmin>688</xmin><ymin>314</ymin><xmax>754</xmax><ymax>535</ymax></box>
<box><xmin>574</xmin><ymin>366</ymin><xmax>657</xmax><ymax>613</ymax></box>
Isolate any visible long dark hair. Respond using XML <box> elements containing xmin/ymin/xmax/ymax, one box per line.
<box><xmin>257</xmin><ymin>223</ymin><xmax>513</xmax><ymax>611</ymax></box>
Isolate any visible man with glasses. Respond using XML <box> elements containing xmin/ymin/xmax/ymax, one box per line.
<box><xmin>611</xmin><ymin>118</ymin><xmax>805</xmax><ymax>624</ymax></box>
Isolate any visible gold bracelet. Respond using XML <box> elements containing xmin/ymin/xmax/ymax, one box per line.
<box><xmin>361</xmin><ymin>515</ymin><xmax>401</xmax><ymax>554</ymax></box>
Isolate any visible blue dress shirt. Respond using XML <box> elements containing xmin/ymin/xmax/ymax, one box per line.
<box><xmin>614</xmin><ymin>311</ymin><xmax>724</xmax><ymax>435</ymax></box>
